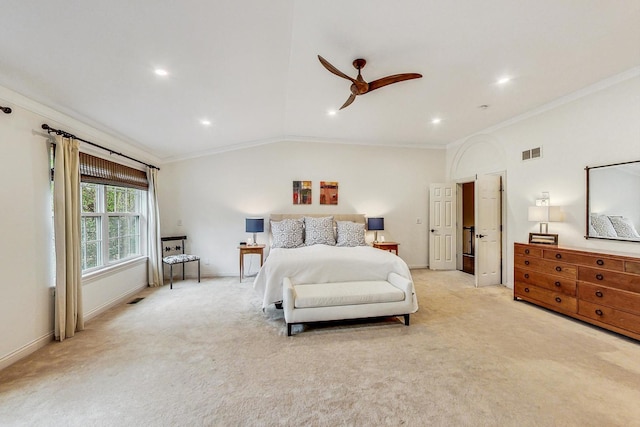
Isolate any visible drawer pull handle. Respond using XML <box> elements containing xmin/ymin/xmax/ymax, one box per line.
<box><xmin>555</xmin><ymin>281</ymin><xmax>561</xmax><ymax>287</ymax></box>
<box><xmin>525</xmin><ymin>260</ymin><xmax>530</xmax><ymax>265</ymax></box>
<box><xmin>555</xmin><ymin>297</ymin><xmax>562</xmax><ymax>303</ymax></box>
<box><xmin>596</xmin><ymin>259</ymin><xmax>604</xmax><ymax>266</ymax></box>
<box><xmin>555</xmin><ymin>266</ymin><xmax>562</xmax><ymax>272</ymax></box>
<box><xmin>525</xmin><ymin>249</ymin><xmax>530</xmax><ymax>255</ymax></box>
<box><xmin>524</xmin><ymin>287</ymin><xmax>530</xmax><ymax>293</ymax></box>
<box><xmin>555</xmin><ymin>253</ymin><xmax>562</xmax><ymax>259</ymax></box>
<box><xmin>595</xmin><ymin>309</ymin><xmax>603</xmax><ymax>316</ymax></box>
<box><xmin>596</xmin><ymin>274</ymin><xmax>604</xmax><ymax>281</ymax></box>
<box><xmin>524</xmin><ymin>273</ymin><xmax>530</xmax><ymax>279</ymax></box>
<box><xmin>595</xmin><ymin>290</ymin><xmax>603</xmax><ymax>298</ymax></box>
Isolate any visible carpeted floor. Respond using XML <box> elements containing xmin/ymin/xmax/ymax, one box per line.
<box><xmin>1</xmin><ymin>269</ymin><xmax>639</xmax><ymax>426</ymax></box>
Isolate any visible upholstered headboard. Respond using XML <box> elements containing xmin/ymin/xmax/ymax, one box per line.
<box><xmin>269</xmin><ymin>213</ymin><xmax>366</xmax><ymax>225</ymax></box>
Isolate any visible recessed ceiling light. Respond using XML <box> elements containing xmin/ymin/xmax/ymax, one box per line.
<box><xmin>496</xmin><ymin>76</ymin><xmax>511</xmax><ymax>85</ymax></box>
<box><xmin>327</xmin><ymin>110</ymin><xmax>337</xmax><ymax>116</ymax></box>
<box><xmin>431</xmin><ymin>118</ymin><xmax>442</xmax><ymax>124</ymax></box>
<box><xmin>200</xmin><ymin>119</ymin><xmax>212</xmax><ymax>126</ymax></box>
<box><xmin>154</xmin><ymin>68</ymin><xmax>169</xmax><ymax>77</ymax></box>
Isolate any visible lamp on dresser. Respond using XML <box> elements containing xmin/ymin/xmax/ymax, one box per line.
<box><xmin>528</xmin><ymin>205</ymin><xmax>564</xmax><ymax>234</ymax></box>
<box><xmin>528</xmin><ymin>192</ymin><xmax>563</xmax><ymax>233</ymax></box>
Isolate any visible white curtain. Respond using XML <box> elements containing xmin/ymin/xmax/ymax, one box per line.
<box><xmin>147</xmin><ymin>167</ymin><xmax>163</xmax><ymax>287</ymax></box>
<box><xmin>53</xmin><ymin>135</ymin><xmax>84</xmax><ymax>341</ymax></box>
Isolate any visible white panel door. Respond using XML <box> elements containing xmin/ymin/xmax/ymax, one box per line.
<box><xmin>475</xmin><ymin>174</ymin><xmax>502</xmax><ymax>286</ymax></box>
<box><xmin>429</xmin><ymin>183</ymin><xmax>456</xmax><ymax>270</ymax></box>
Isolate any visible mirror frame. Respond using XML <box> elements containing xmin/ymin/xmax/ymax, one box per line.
<box><xmin>585</xmin><ymin>159</ymin><xmax>640</xmax><ymax>242</ymax></box>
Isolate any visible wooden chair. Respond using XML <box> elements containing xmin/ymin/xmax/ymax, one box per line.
<box><xmin>161</xmin><ymin>236</ymin><xmax>200</xmax><ymax>289</ymax></box>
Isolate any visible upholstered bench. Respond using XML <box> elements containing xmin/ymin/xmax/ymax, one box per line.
<box><xmin>283</xmin><ymin>272</ymin><xmax>415</xmax><ymax>336</ymax></box>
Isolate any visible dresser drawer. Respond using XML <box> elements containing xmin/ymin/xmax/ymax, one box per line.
<box><xmin>514</xmin><ymin>244</ymin><xmax>542</xmax><ymax>258</ymax></box>
<box><xmin>579</xmin><ymin>300</ymin><xmax>640</xmax><ymax>335</ymax></box>
<box><xmin>514</xmin><ymin>268</ymin><xmax>576</xmax><ymax>296</ymax></box>
<box><xmin>578</xmin><ymin>282</ymin><xmax>640</xmax><ymax>315</ymax></box>
<box><xmin>578</xmin><ymin>267</ymin><xmax>640</xmax><ymax>293</ymax></box>
<box><xmin>543</xmin><ymin>250</ymin><xmax>624</xmax><ymax>271</ymax></box>
<box><xmin>514</xmin><ymin>255</ymin><xmax>577</xmax><ymax>279</ymax></box>
<box><xmin>626</xmin><ymin>260</ymin><xmax>640</xmax><ymax>275</ymax></box>
<box><xmin>515</xmin><ymin>282</ymin><xmax>577</xmax><ymax>313</ymax></box>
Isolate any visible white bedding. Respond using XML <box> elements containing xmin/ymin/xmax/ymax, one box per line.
<box><xmin>253</xmin><ymin>244</ymin><xmax>418</xmax><ymax>311</ymax></box>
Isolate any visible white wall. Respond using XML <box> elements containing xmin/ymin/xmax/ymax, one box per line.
<box><xmin>158</xmin><ymin>141</ymin><xmax>446</xmax><ymax>276</ymax></box>
<box><xmin>447</xmin><ymin>72</ymin><xmax>640</xmax><ymax>288</ymax></box>
<box><xmin>0</xmin><ymin>87</ymin><xmax>157</xmax><ymax>370</ymax></box>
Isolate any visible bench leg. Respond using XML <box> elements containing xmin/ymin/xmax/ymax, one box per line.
<box><xmin>169</xmin><ymin>265</ymin><xmax>173</xmax><ymax>289</ymax></box>
<box><xmin>197</xmin><ymin>259</ymin><xmax>201</xmax><ymax>283</ymax></box>
<box><xmin>404</xmin><ymin>314</ymin><xmax>410</xmax><ymax>326</ymax></box>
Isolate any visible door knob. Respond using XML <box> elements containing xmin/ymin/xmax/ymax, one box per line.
<box><xmin>476</xmin><ymin>234</ymin><xmax>486</xmax><ymax>238</ymax></box>
<box><xmin>430</xmin><ymin>229</ymin><xmax>435</xmax><ymax>233</ymax></box>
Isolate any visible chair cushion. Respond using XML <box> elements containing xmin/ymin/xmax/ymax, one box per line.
<box><xmin>293</xmin><ymin>281</ymin><xmax>405</xmax><ymax>308</ymax></box>
<box><xmin>163</xmin><ymin>254</ymin><xmax>200</xmax><ymax>264</ymax></box>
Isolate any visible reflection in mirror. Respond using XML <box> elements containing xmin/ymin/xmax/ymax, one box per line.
<box><xmin>586</xmin><ymin>160</ymin><xmax>640</xmax><ymax>242</ymax></box>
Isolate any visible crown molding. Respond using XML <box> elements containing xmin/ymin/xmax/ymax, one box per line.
<box><xmin>448</xmin><ymin>66</ymin><xmax>640</xmax><ymax>150</ymax></box>
<box><xmin>0</xmin><ymin>85</ymin><xmax>162</xmax><ymax>167</ymax></box>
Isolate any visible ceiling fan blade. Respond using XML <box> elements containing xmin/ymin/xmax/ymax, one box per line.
<box><xmin>367</xmin><ymin>73</ymin><xmax>422</xmax><ymax>92</ymax></box>
<box><xmin>318</xmin><ymin>55</ymin><xmax>357</xmax><ymax>83</ymax></box>
<box><xmin>339</xmin><ymin>94</ymin><xmax>357</xmax><ymax>110</ymax></box>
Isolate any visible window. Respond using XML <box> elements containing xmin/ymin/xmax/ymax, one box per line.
<box><xmin>81</xmin><ymin>183</ymin><xmax>145</xmax><ymax>272</ymax></box>
<box><xmin>51</xmin><ymin>148</ymin><xmax>149</xmax><ymax>275</ymax></box>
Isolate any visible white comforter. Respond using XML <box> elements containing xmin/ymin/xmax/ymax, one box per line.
<box><xmin>253</xmin><ymin>245</ymin><xmax>417</xmax><ymax>310</ymax></box>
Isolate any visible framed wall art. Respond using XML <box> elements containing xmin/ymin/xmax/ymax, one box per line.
<box><xmin>320</xmin><ymin>181</ymin><xmax>338</xmax><ymax>205</ymax></box>
<box><xmin>293</xmin><ymin>180</ymin><xmax>312</xmax><ymax>204</ymax></box>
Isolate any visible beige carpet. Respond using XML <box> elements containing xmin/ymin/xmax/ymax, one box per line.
<box><xmin>1</xmin><ymin>269</ymin><xmax>639</xmax><ymax>426</ymax></box>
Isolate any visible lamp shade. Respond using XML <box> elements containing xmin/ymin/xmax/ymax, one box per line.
<box><xmin>528</xmin><ymin>206</ymin><xmax>563</xmax><ymax>222</ymax></box>
<box><xmin>245</xmin><ymin>218</ymin><xmax>264</xmax><ymax>233</ymax></box>
<box><xmin>367</xmin><ymin>217</ymin><xmax>384</xmax><ymax>231</ymax></box>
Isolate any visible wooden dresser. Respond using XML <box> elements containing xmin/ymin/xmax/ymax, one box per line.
<box><xmin>514</xmin><ymin>242</ymin><xmax>640</xmax><ymax>341</ymax></box>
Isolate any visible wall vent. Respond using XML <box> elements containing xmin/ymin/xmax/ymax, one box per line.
<box><xmin>522</xmin><ymin>146</ymin><xmax>542</xmax><ymax>161</ymax></box>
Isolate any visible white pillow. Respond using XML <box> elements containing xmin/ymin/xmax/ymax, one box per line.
<box><xmin>590</xmin><ymin>214</ymin><xmax>617</xmax><ymax>238</ymax></box>
<box><xmin>336</xmin><ymin>221</ymin><xmax>366</xmax><ymax>247</ymax></box>
<box><xmin>608</xmin><ymin>216</ymin><xmax>640</xmax><ymax>239</ymax></box>
<box><xmin>271</xmin><ymin>218</ymin><xmax>304</xmax><ymax>248</ymax></box>
<box><xmin>304</xmin><ymin>216</ymin><xmax>336</xmax><ymax>246</ymax></box>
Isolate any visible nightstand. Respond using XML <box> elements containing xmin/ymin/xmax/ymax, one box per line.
<box><xmin>373</xmin><ymin>242</ymin><xmax>399</xmax><ymax>255</ymax></box>
<box><xmin>238</xmin><ymin>244</ymin><xmax>265</xmax><ymax>281</ymax></box>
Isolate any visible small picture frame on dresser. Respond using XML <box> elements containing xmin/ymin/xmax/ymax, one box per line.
<box><xmin>529</xmin><ymin>232</ymin><xmax>558</xmax><ymax>245</ymax></box>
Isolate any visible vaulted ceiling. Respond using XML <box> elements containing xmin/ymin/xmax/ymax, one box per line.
<box><xmin>1</xmin><ymin>1</ymin><xmax>639</xmax><ymax>162</ymax></box>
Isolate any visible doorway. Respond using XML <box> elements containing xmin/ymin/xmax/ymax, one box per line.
<box><xmin>460</xmin><ymin>182</ymin><xmax>475</xmax><ymax>275</ymax></box>
<box><xmin>452</xmin><ymin>174</ymin><xmax>503</xmax><ymax>286</ymax></box>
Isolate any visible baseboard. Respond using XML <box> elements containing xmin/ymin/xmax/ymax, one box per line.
<box><xmin>84</xmin><ymin>283</ymin><xmax>148</xmax><ymax>322</ymax></box>
<box><xmin>0</xmin><ymin>331</ymin><xmax>53</xmax><ymax>371</ymax></box>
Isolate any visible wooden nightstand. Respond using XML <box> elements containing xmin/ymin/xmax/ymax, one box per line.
<box><xmin>373</xmin><ymin>242</ymin><xmax>399</xmax><ymax>255</ymax></box>
<box><xmin>238</xmin><ymin>244</ymin><xmax>265</xmax><ymax>281</ymax></box>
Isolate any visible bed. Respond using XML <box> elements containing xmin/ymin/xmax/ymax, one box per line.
<box><xmin>252</xmin><ymin>214</ymin><xmax>418</xmax><ymax>312</ymax></box>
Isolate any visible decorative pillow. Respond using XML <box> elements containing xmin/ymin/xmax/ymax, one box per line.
<box><xmin>590</xmin><ymin>214</ymin><xmax>617</xmax><ymax>238</ymax></box>
<box><xmin>608</xmin><ymin>216</ymin><xmax>640</xmax><ymax>239</ymax></box>
<box><xmin>336</xmin><ymin>221</ymin><xmax>366</xmax><ymax>247</ymax></box>
<box><xmin>271</xmin><ymin>218</ymin><xmax>304</xmax><ymax>248</ymax></box>
<box><xmin>304</xmin><ymin>216</ymin><xmax>336</xmax><ymax>246</ymax></box>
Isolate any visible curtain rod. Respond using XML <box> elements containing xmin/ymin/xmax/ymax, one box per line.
<box><xmin>41</xmin><ymin>124</ymin><xmax>159</xmax><ymax>170</ymax></box>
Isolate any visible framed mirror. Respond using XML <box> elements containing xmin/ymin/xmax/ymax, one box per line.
<box><xmin>586</xmin><ymin>159</ymin><xmax>640</xmax><ymax>242</ymax></box>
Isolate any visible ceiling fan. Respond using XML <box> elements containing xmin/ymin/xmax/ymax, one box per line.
<box><xmin>318</xmin><ymin>55</ymin><xmax>422</xmax><ymax>110</ymax></box>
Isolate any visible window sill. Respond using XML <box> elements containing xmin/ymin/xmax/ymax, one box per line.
<box><xmin>82</xmin><ymin>256</ymin><xmax>147</xmax><ymax>285</ymax></box>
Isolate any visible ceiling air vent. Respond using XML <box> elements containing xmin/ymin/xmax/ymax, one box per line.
<box><xmin>522</xmin><ymin>147</ymin><xmax>542</xmax><ymax>161</ymax></box>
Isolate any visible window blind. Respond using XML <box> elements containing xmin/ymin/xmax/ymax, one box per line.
<box><xmin>79</xmin><ymin>152</ymin><xmax>148</xmax><ymax>190</ymax></box>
